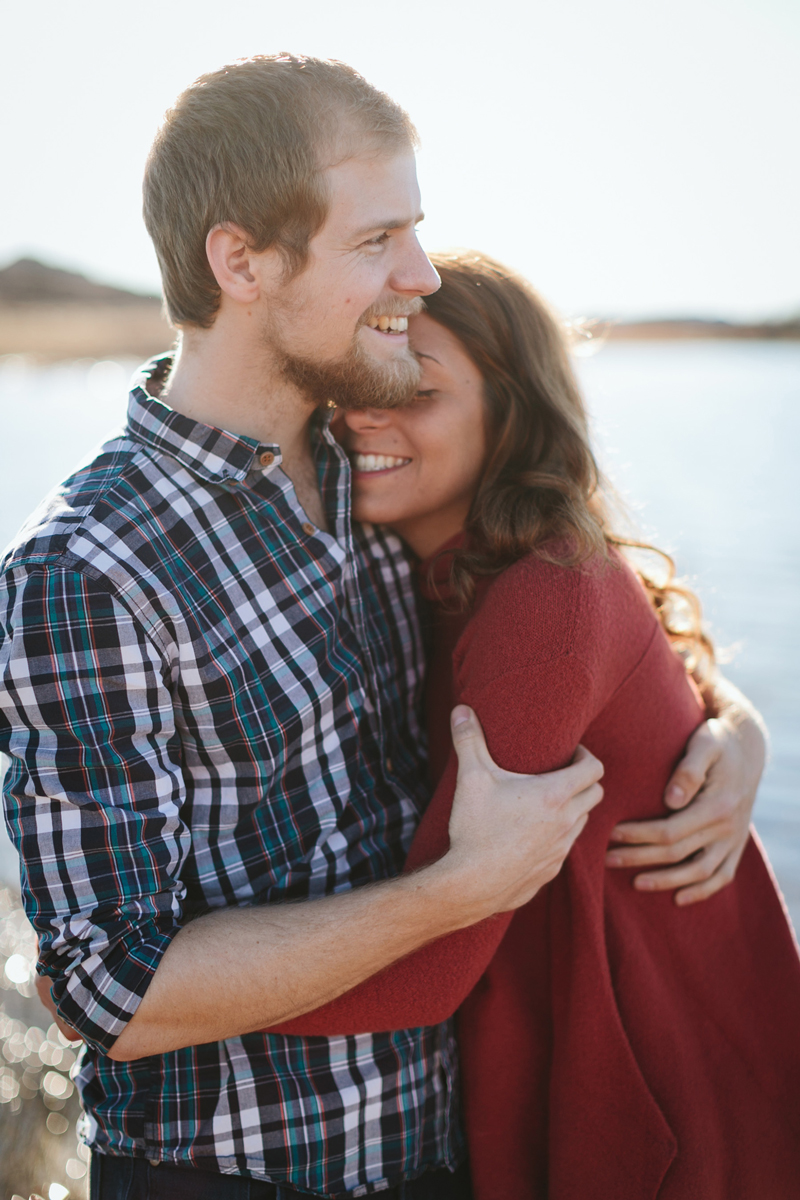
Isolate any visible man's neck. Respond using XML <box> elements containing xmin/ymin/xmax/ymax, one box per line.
<box><xmin>162</xmin><ymin>317</ymin><xmax>328</xmax><ymax>530</ymax></box>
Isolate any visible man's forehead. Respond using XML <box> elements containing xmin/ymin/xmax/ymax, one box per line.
<box><xmin>322</xmin><ymin>151</ymin><xmax>423</xmax><ymax>233</ymax></box>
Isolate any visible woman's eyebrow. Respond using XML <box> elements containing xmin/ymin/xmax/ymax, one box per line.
<box><xmin>415</xmin><ymin>351</ymin><xmax>441</xmax><ymax>365</ymax></box>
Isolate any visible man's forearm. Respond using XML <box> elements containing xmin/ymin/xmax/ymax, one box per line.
<box><xmin>109</xmin><ymin>860</ymin><xmax>476</xmax><ymax>1061</ymax></box>
<box><xmin>108</xmin><ymin>713</ymin><xmax>604</xmax><ymax>1062</ymax></box>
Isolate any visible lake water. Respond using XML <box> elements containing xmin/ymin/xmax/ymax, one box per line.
<box><xmin>1</xmin><ymin>343</ymin><xmax>799</xmax><ymax>926</ymax></box>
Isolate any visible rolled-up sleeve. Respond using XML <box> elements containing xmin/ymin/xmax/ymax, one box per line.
<box><xmin>0</xmin><ymin>563</ymin><xmax>190</xmax><ymax>1052</ymax></box>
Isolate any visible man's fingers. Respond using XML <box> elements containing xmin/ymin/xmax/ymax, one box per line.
<box><xmin>34</xmin><ymin>973</ymin><xmax>81</xmax><ymax>1041</ymax></box>
<box><xmin>570</xmin><ymin>744</ymin><xmax>604</xmax><ymax>786</ymax></box>
<box><xmin>663</xmin><ymin>721</ymin><xmax>721</xmax><ymax>810</ymax></box>
<box><xmin>450</xmin><ymin>705</ymin><xmax>494</xmax><ymax>773</ymax></box>
<box><xmin>572</xmin><ymin>781</ymin><xmax>604</xmax><ymax>820</ymax></box>
<box><xmin>35</xmin><ymin>972</ymin><xmax>57</xmax><ymax>1016</ymax></box>
<box><xmin>540</xmin><ymin>745</ymin><xmax>603</xmax><ymax>806</ymax></box>
<box><xmin>565</xmin><ymin>810</ymin><xmax>591</xmax><ymax>851</ymax></box>
<box><xmin>450</xmin><ymin>712</ymin><xmax>604</xmax><ymax>806</ymax></box>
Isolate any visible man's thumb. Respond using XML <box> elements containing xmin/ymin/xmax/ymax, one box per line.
<box><xmin>450</xmin><ymin>705</ymin><xmax>489</xmax><ymax>770</ymax></box>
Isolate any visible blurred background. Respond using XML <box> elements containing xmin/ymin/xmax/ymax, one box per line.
<box><xmin>1</xmin><ymin>0</ymin><xmax>798</xmax><ymax>1196</ymax></box>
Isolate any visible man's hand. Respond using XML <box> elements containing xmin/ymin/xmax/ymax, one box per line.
<box><xmin>440</xmin><ymin>706</ymin><xmax>605</xmax><ymax>916</ymax></box>
<box><xmin>34</xmin><ymin>974</ymin><xmax>82</xmax><ymax>1041</ymax></box>
<box><xmin>606</xmin><ymin>682</ymin><xmax>767</xmax><ymax>905</ymax></box>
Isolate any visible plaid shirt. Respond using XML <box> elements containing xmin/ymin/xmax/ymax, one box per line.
<box><xmin>0</xmin><ymin>358</ymin><xmax>461</xmax><ymax>1197</ymax></box>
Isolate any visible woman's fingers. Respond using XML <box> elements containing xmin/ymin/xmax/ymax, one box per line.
<box><xmin>609</xmin><ymin>802</ymin><xmax>717</xmax><ymax>854</ymax></box>
<box><xmin>609</xmin><ymin>776</ymin><xmax>740</xmax><ymax>849</ymax></box>
<box><xmin>607</xmin><ymin>822</ymin><xmax>727</xmax><ymax>871</ymax></box>
<box><xmin>663</xmin><ymin>720</ymin><xmax>721</xmax><ymax>810</ymax></box>
<box><xmin>672</xmin><ymin>848</ymin><xmax>744</xmax><ymax>906</ymax></box>
<box><xmin>630</xmin><ymin>843</ymin><xmax>729</xmax><ymax>892</ymax></box>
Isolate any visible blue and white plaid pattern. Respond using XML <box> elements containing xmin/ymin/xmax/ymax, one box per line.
<box><xmin>0</xmin><ymin>358</ymin><xmax>461</xmax><ymax>1196</ymax></box>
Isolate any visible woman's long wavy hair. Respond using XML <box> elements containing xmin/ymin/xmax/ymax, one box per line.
<box><xmin>424</xmin><ymin>250</ymin><xmax>715</xmax><ymax>683</ymax></box>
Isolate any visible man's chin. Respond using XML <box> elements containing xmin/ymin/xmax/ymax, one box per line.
<box><xmin>279</xmin><ymin>344</ymin><xmax>421</xmax><ymax>412</ymax></box>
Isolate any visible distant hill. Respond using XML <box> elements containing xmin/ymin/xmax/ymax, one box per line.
<box><xmin>0</xmin><ymin>257</ymin><xmax>160</xmax><ymax>307</ymax></box>
<box><xmin>609</xmin><ymin>316</ymin><xmax>800</xmax><ymax>341</ymax></box>
<box><xmin>0</xmin><ymin>258</ymin><xmax>171</xmax><ymax>359</ymax></box>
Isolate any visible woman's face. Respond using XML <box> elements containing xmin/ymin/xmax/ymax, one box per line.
<box><xmin>342</xmin><ymin>313</ymin><xmax>488</xmax><ymax>558</ymax></box>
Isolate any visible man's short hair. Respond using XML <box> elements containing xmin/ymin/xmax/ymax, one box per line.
<box><xmin>143</xmin><ymin>54</ymin><xmax>418</xmax><ymax>328</ymax></box>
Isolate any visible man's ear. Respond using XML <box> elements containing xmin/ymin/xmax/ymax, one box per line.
<box><xmin>205</xmin><ymin>223</ymin><xmax>281</xmax><ymax>306</ymax></box>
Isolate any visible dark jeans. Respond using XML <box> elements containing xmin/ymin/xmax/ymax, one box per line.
<box><xmin>90</xmin><ymin>1153</ymin><xmax>473</xmax><ymax>1200</ymax></box>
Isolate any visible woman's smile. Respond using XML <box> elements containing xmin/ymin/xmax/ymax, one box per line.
<box><xmin>352</xmin><ymin>452</ymin><xmax>412</xmax><ymax>475</ymax></box>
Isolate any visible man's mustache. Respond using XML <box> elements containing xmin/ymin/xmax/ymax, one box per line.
<box><xmin>357</xmin><ymin>297</ymin><xmax>426</xmax><ymax>327</ymax></box>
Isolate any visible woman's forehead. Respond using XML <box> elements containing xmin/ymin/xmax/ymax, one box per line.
<box><xmin>409</xmin><ymin>312</ymin><xmax>471</xmax><ymax>368</ymax></box>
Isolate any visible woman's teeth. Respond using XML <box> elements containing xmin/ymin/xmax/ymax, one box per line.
<box><xmin>365</xmin><ymin>315</ymin><xmax>409</xmax><ymax>332</ymax></box>
<box><xmin>353</xmin><ymin>453</ymin><xmax>411</xmax><ymax>473</ymax></box>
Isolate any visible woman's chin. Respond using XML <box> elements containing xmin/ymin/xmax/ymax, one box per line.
<box><xmin>352</xmin><ymin>499</ymin><xmax>388</xmax><ymax>524</ymax></box>
<box><xmin>352</xmin><ymin>498</ymin><xmax>410</xmax><ymax>528</ymax></box>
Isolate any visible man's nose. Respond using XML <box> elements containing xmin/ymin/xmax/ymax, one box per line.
<box><xmin>390</xmin><ymin>235</ymin><xmax>441</xmax><ymax>298</ymax></box>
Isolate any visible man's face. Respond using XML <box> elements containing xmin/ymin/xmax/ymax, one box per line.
<box><xmin>265</xmin><ymin>149</ymin><xmax>441</xmax><ymax>409</ymax></box>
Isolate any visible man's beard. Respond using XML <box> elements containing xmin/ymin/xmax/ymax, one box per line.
<box><xmin>272</xmin><ymin>298</ymin><xmax>425</xmax><ymax>412</ymax></box>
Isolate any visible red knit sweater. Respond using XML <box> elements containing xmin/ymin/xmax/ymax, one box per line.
<box><xmin>268</xmin><ymin>545</ymin><xmax>800</xmax><ymax>1198</ymax></box>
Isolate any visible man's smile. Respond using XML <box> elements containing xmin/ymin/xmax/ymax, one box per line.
<box><xmin>364</xmin><ymin>315</ymin><xmax>409</xmax><ymax>333</ymax></box>
<box><xmin>360</xmin><ymin>314</ymin><xmax>410</xmax><ymax>348</ymax></box>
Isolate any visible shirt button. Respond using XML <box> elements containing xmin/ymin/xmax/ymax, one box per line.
<box><xmin>301</xmin><ymin>522</ymin><xmax>316</xmax><ymax>536</ymax></box>
<box><xmin>259</xmin><ymin>451</ymin><xmax>275</xmax><ymax>467</ymax></box>
<box><xmin>385</xmin><ymin>756</ymin><xmax>393</xmax><ymax>774</ymax></box>
<box><xmin>147</xmin><ymin>1157</ymin><xmax>160</xmax><ymax>1166</ymax></box>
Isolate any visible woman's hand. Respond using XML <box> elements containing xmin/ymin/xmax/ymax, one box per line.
<box><xmin>605</xmin><ymin>679</ymin><xmax>767</xmax><ymax>905</ymax></box>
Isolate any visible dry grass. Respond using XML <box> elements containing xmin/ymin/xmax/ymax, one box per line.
<box><xmin>0</xmin><ymin>303</ymin><xmax>174</xmax><ymax>362</ymax></box>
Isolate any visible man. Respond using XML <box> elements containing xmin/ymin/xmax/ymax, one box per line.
<box><xmin>0</xmin><ymin>55</ymin><xmax>762</xmax><ymax>1199</ymax></box>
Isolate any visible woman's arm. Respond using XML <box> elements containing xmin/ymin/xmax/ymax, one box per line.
<box><xmin>606</xmin><ymin>674</ymin><xmax>767</xmax><ymax>904</ymax></box>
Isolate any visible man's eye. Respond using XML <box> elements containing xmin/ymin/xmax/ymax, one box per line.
<box><xmin>366</xmin><ymin>232</ymin><xmax>390</xmax><ymax>247</ymax></box>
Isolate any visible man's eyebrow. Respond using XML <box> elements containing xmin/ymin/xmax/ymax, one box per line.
<box><xmin>350</xmin><ymin>211</ymin><xmax>425</xmax><ymax>240</ymax></box>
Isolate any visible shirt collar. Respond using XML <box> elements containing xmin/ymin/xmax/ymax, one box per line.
<box><xmin>125</xmin><ymin>354</ymin><xmax>282</xmax><ymax>485</ymax></box>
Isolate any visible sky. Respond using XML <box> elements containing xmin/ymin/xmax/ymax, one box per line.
<box><xmin>0</xmin><ymin>0</ymin><xmax>798</xmax><ymax>320</ymax></box>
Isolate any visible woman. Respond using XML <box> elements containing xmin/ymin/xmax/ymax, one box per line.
<box><xmin>269</xmin><ymin>252</ymin><xmax>800</xmax><ymax>1198</ymax></box>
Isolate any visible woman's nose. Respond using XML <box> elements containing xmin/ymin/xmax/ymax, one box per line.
<box><xmin>342</xmin><ymin>408</ymin><xmax>393</xmax><ymax>432</ymax></box>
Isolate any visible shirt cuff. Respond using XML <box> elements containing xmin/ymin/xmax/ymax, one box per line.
<box><xmin>46</xmin><ymin>923</ymin><xmax>177</xmax><ymax>1055</ymax></box>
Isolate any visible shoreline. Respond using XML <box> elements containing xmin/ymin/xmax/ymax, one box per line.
<box><xmin>1</xmin><ymin>304</ymin><xmax>798</xmax><ymax>363</ymax></box>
